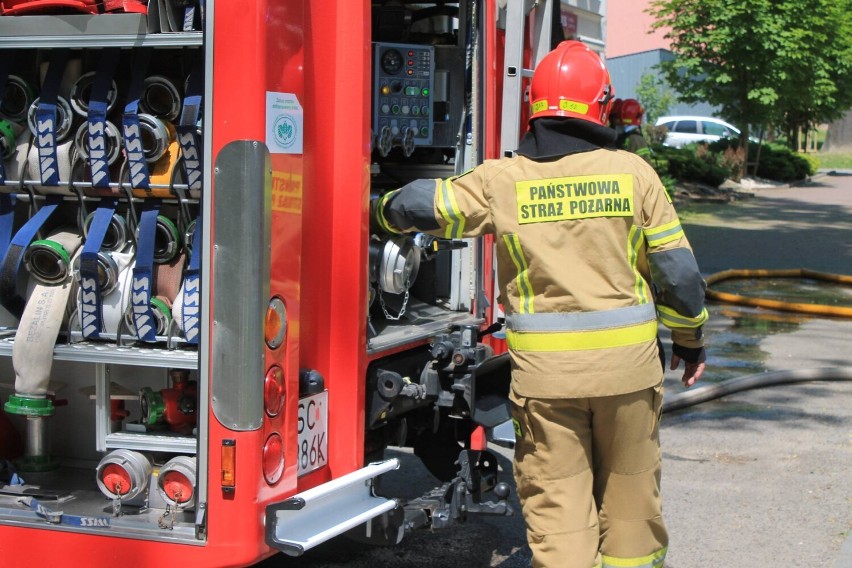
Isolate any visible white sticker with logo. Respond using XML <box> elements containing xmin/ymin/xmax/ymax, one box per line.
<box><xmin>266</xmin><ymin>92</ymin><xmax>303</xmax><ymax>154</ymax></box>
<box><xmin>297</xmin><ymin>390</ymin><xmax>328</xmax><ymax>476</ymax></box>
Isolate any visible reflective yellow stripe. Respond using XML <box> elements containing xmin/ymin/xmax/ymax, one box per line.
<box><xmin>628</xmin><ymin>225</ymin><xmax>651</xmax><ymax>304</ymax></box>
<box><xmin>505</xmin><ymin>320</ymin><xmax>657</xmax><ymax>352</ymax></box>
<box><xmin>375</xmin><ymin>190</ymin><xmax>403</xmax><ymax>234</ymax></box>
<box><xmin>602</xmin><ymin>546</ymin><xmax>667</xmax><ymax>568</ymax></box>
<box><xmin>436</xmin><ymin>179</ymin><xmax>464</xmax><ymax>239</ymax></box>
<box><xmin>636</xmin><ymin>146</ymin><xmax>652</xmax><ymax>157</ymax></box>
<box><xmin>657</xmin><ymin>305</ymin><xmax>708</xmax><ymax>328</ymax></box>
<box><xmin>644</xmin><ymin>219</ymin><xmax>684</xmax><ymax>247</ymax></box>
<box><xmin>502</xmin><ymin>234</ymin><xmax>534</xmax><ymax>314</ymax></box>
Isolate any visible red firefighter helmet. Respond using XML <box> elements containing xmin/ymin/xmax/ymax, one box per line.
<box><xmin>609</xmin><ymin>98</ymin><xmax>623</xmax><ymax>127</ymax></box>
<box><xmin>529</xmin><ymin>40</ymin><xmax>614</xmax><ymax>126</ymax></box>
<box><xmin>619</xmin><ymin>98</ymin><xmax>644</xmax><ymax>126</ymax></box>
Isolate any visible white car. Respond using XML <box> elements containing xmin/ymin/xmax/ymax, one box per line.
<box><xmin>655</xmin><ymin>116</ymin><xmax>741</xmax><ymax>148</ymax></box>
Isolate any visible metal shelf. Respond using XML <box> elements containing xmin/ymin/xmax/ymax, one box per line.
<box><xmin>105</xmin><ymin>431</ymin><xmax>197</xmax><ymax>454</ymax></box>
<box><xmin>0</xmin><ymin>337</ymin><xmax>198</xmax><ymax>369</ymax></box>
<box><xmin>0</xmin><ymin>14</ymin><xmax>202</xmax><ymax>48</ymax></box>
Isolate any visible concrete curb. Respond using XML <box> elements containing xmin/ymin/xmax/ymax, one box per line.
<box><xmin>836</xmin><ymin>532</ymin><xmax>852</xmax><ymax>568</ymax></box>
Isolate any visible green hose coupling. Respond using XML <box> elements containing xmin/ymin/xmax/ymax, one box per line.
<box><xmin>4</xmin><ymin>395</ymin><xmax>55</xmax><ymax>417</ymax></box>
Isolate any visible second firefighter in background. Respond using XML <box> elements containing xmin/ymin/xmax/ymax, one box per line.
<box><xmin>374</xmin><ymin>41</ymin><xmax>707</xmax><ymax>568</ymax></box>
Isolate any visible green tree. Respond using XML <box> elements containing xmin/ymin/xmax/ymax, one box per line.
<box><xmin>635</xmin><ymin>71</ymin><xmax>675</xmax><ymax>128</ymax></box>
<box><xmin>635</xmin><ymin>71</ymin><xmax>676</xmax><ymax>146</ymax></box>
<box><xmin>648</xmin><ymin>0</ymin><xmax>852</xmax><ymax>166</ymax></box>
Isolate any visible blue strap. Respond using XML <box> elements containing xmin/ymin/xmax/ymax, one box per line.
<box><xmin>78</xmin><ymin>199</ymin><xmax>117</xmax><ymax>339</ymax></box>
<box><xmin>180</xmin><ymin>216</ymin><xmax>201</xmax><ymax>344</ymax></box>
<box><xmin>0</xmin><ymin>195</ymin><xmax>62</xmax><ymax>317</ymax></box>
<box><xmin>177</xmin><ymin>57</ymin><xmax>203</xmax><ymax>194</ymax></box>
<box><xmin>122</xmin><ymin>48</ymin><xmax>153</xmax><ymax>190</ymax></box>
<box><xmin>87</xmin><ymin>49</ymin><xmax>120</xmax><ymax>188</ymax></box>
<box><xmin>20</xmin><ymin>497</ymin><xmax>111</xmax><ymax>528</ymax></box>
<box><xmin>34</xmin><ymin>50</ymin><xmax>69</xmax><ymax>187</ymax></box>
<box><xmin>0</xmin><ymin>194</ymin><xmax>15</xmax><ymax>257</ymax></box>
<box><xmin>130</xmin><ymin>200</ymin><xmax>161</xmax><ymax>341</ymax></box>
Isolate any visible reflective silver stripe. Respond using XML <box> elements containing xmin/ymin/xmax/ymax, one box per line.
<box><xmin>506</xmin><ymin>303</ymin><xmax>657</xmax><ymax>332</ymax></box>
<box><xmin>644</xmin><ymin>219</ymin><xmax>684</xmax><ymax>247</ymax></box>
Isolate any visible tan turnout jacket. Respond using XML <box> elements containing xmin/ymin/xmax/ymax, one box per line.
<box><xmin>379</xmin><ymin>147</ymin><xmax>707</xmax><ymax>398</ymax></box>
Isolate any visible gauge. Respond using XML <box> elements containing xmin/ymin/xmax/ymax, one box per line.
<box><xmin>380</xmin><ymin>48</ymin><xmax>404</xmax><ymax>75</ymax></box>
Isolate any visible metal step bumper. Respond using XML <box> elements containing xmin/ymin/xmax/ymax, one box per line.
<box><xmin>264</xmin><ymin>459</ymin><xmax>400</xmax><ymax>557</ymax></box>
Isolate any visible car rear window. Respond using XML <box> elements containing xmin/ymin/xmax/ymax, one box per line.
<box><xmin>674</xmin><ymin>120</ymin><xmax>697</xmax><ymax>133</ymax></box>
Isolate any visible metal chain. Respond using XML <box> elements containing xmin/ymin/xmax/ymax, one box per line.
<box><xmin>111</xmin><ymin>482</ymin><xmax>122</xmax><ymax>516</ymax></box>
<box><xmin>378</xmin><ymin>278</ymin><xmax>411</xmax><ymax>321</ymax></box>
<box><xmin>158</xmin><ymin>504</ymin><xmax>175</xmax><ymax>530</ymax></box>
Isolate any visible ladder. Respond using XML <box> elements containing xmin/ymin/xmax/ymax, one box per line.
<box><xmin>499</xmin><ymin>0</ymin><xmax>554</xmax><ymax>157</ymax></box>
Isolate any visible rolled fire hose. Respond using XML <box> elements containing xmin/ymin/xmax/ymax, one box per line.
<box><xmin>68</xmin><ymin>71</ymin><xmax>118</xmax><ymax>118</ymax></box>
<box><xmin>154</xmin><ymin>250</ymin><xmax>185</xmax><ymax>302</ymax></box>
<box><xmin>78</xmin><ymin>198</ymin><xmax>121</xmax><ymax>339</ymax></box>
<box><xmin>12</xmin><ymin>244</ymin><xmax>82</xmax><ymax>397</ymax></box>
<box><xmin>23</xmin><ymin>226</ymin><xmax>83</xmax><ymax>286</ymax></box>
<box><xmin>129</xmin><ymin>120</ymin><xmax>180</xmax><ymax>198</ymax></box>
<box><xmin>663</xmin><ymin>367</ymin><xmax>852</xmax><ymax>413</ymax></box>
<box><xmin>26</xmin><ymin>95</ymin><xmax>73</xmax><ymax>143</ymax></box>
<box><xmin>25</xmin><ymin>138</ymin><xmax>74</xmax><ymax>195</ymax></box>
<box><xmin>82</xmin><ymin>49</ymin><xmax>121</xmax><ymax>190</ymax></box>
<box><xmin>38</xmin><ymin>54</ymin><xmax>81</xmax><ymax>101</ymax></box>
<box><xmin>122</xmin><ymin>48</ymin><xmax>154</xmax><ymax>191</ymax></box>
<box><xmin>124</xmin><ymin>294</ymin><xmax>172</xmax><ymax>338</ymax></box>
<box><xmin>0</xmin><ymin>119</ymin><xmax>18</xmax><ymax>160</ymax></box>
<box><xmin>172</xmin><ymin>216</ymin><xmax>200</xmax><ymax>344</ymax></box>
<box><xmin>177</xmin><ymin>59</ymin><xmax>204</xmax><ymax>198</ymax></box>
<box><xmin>706</xmin><ymin>269</ymin><xmax>852</xmax><ymax>319</ymax></box>
<box><xmin>82</xmin><ymin>209</ymin><xmax>131</xmax><ymax>253</ymax></box>
<box><xmin>72</xmin><ymin>249</ymin><xmax>134</xmax><ymax>336</ymax></box>
<box><xmin>29</xmin><ymin>50</ymin><xmax>75</xmax><ymax>191</ymax></box>
<box><xmin>130</xmin><ymin>200</ymin><xmax>163</xmax><ymax>341</ymax></box>
<box><xmin>1</xmin><ymin>130</ymin><xmax>32</xmax><ymax>184</ymax></box>
<box><xmin>1</xmin><ymin>75</ymin><xmax>37</xmax><ymax>124</ymax></box>
<box><xmin>73</xmin><ymin>119</ymin><xmax>122</xmax><ymax>168</ymax></box>
<box><xmin>139</xmin><ymin>75</ymin><xmax>182</xmax><ymax>123</ymax></box>
<box><xmin>0</xmin><ymin>195</ymin><xmax>63</xmax><ymax>318</ymax></box>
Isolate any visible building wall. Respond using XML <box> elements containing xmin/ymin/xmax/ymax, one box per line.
<box><xmin>605</xmin><ymin>2</ymin><xmax>719</xmax><ymax>120</ymax></box>
<box><xmin>605</xmin><ymin>0</ymin><xmax>668</xmax><ymax>58</ymax></box>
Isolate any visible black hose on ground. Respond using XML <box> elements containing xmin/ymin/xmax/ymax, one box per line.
<box><xmin>662</xmin><ymin>367</ymin><xmax>852</xmax><ymax>413</ymax></box>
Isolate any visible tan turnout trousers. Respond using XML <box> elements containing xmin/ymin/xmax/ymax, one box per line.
<box><xmin>511</xmin><ymin>384</ymin><xmax>668</xmax><ymax>568</ymax></box>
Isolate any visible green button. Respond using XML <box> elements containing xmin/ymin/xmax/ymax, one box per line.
<box><xmin>421</xmin><ymin>87</ymin><xmax>430</xmax><ymax>97</ymax></box>
<box><xmin>391</xmin><ymin>105</ymin><xmax>400</xmax><ymax>115</ymax></box>
<box><xmin>420</xmin><ymin>126</ymin><xmax>429</xmax><ymax>137</ymax></box>
<box><xmin>404</xmin><ymin>86</ymin><xmax>419</xmax><ymax>96</ymax></box>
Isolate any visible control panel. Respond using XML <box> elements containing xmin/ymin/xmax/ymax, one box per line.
<box><xmin>372</xmin><ymin>42</ymin><xmax>434</xmax><ymax>156</ymax></box>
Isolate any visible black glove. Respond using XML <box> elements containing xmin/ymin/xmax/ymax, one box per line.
<box><xmin>671</xmin><ymin>343</ymin><xmax>706</xmax><ymax>364</ymax></box>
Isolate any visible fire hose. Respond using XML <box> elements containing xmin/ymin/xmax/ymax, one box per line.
<box><xmin>663</xmin><ymin>269</ymin><xmax>852</xmax><ymax>412</ymax></box>
<box><xmin>705</xmin><ymin>268</ymin><xmax>852</xmax><ymax>318</ymax></box>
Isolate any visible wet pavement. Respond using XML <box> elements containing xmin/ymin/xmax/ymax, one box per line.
<box><xmin>261</xmin><ymin>171</ymin><xmax>852</xmax><ymax>568</ymax></box>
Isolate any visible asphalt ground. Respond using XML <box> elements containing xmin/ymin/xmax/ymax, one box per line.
<box><xmin>262</xmin><ymin>171</ymin><xmax>852</xmax><ymax>568</ymax></box>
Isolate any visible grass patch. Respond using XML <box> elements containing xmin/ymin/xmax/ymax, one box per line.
<box><xmin>816</xmin><ymin>151</ymin><xmax>852</xmax><ymax>170</ymax></box>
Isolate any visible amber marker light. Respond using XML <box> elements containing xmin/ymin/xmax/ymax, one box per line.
<box><xmin>265</xmin><ymin>297</ymin><xmax>287</xmax><ymax>349</ymax></box>
<box><xmin>221</xmin><ymin>439</ymin><xmax>236</xmax><ymax>493</ymax></box>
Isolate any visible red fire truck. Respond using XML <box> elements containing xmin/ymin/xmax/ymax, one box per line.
<box><xmin>0</xmin><ymin>0</ymin><xmax>558</xmax><ymax>565</ymax></box>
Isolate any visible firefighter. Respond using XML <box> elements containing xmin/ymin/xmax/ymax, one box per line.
<box><xmin>373</xmin><ymin>40</ymin><xmax>707</xmax><ymax>568</ymax></box>
<box><xmin>615</xmin><ymin>98</ymin><xmax>654</xmax><ymax>165</ymax></box>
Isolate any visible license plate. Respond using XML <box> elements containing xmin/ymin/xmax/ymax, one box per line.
<box><xmin>297</xmin><ymin>391</ymin><xmax>328</xmax><ymax>476</ymax></box>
